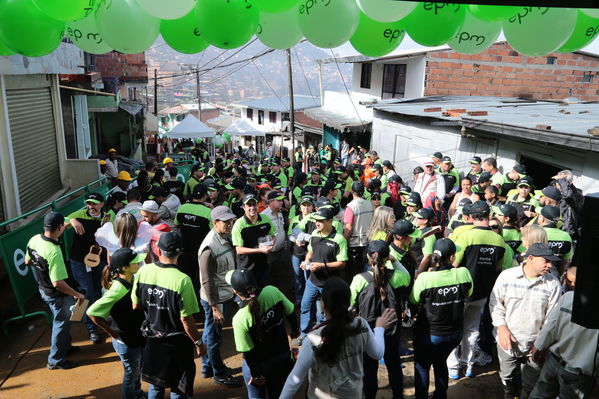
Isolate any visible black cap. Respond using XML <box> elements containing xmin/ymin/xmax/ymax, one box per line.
<box><xmin>313</xmin><ymin>206</ymin><xmax>335</xmax><ymax>220</ymax></box>
<box><xmin>541</xmin><ymin>205</ymin><xmax>560</xmax><ymax>223</ymax></box>
<box><xmin>192</xmin><ymin>183</ymin><xmax>208</xmax><ymax>198</ymax></box>
<box><xmin>242</xmin><ymin>193</ymin><xmax>258</xmax><ymax>204</ymax></box>
<box><xmin>109</xmin><ymin>191</ymin><xmax>127</xmax><ymax>202</ymax></box>
<box><xmin>295</xmin><ymin>172</ymin><xmax>307</xmax><ymax>183</ymax></box>
<box><xmin>315</xmin><ymin>197</ymin><xmax>331</xmax><ymax>208</ymax></box>
<box><xmin>542</xmin><ymin>186</ymin><xmax>562</xmax><ymax>202</ymax></box>
<box><xmin>382</xmin><ymin>160</ymin><xmax>393</xmax><ymax>168</ymax></box>
<box><xmin>157</xmin><ymin>232</ymin><xmax>184</xmax><ymax>253</ymax></box>
<box><xmin>513</xmin><ymin>164</ymin><xmax>527</xmax><ymax>175</ymax></box>
<box><xmin>191</xmin><ymin>163</ymin><xmax>202</xmax><ymax>173</ymax></box>
<box><xmin>206</xmin><ymin>181</ymin><xmax>219</xmax><ymax>191</ymax></box>
<box><xmin>367</xmin><ymin>240</ymin><xmax>390</xmax><ymax>258</ymax></box>
<box><xmin>152</xmin><ymin>186</ymin><xmax>168</xmax><ymax>198</ymax></box>
<box><xmin>227</xmin><ymin>177</ymin><xmax>246</xmax><ymax>190</ymax></box>
<box><xmin>110</xmin><ymin>248</ymin><xmax>146</xmax><ymax>268</ymax></box>
<box><xmin>497</xmin><ymin>204</ymin><xmax>517</xmax><ymax>220</ymax></box>
<box><xmin>225</xmin><ymin>269</ymin><xmax>257</xmax><ymax>293</ymax></box>
<box><xmin>406</xmin><ymin>192</ymin><xmax>422</xmax><ymax>207</ymax></box>
<box><xmin>44</xmin><ymin>212</ymin><xmax>65</xmax><ymax>229</ymax></box>
<box><xmin>478</xmin><ymin>171</ymin><xmax>492</xmax><ymax>183</ymax></box>
<box><xmin>390</xmin><ymin>220</ymin><xmax>418</xmax><ymax>237</ymax></box>
<box><xmin>432</xmin><ymin>151</ymin><xmax>443</xmax><ymax>159</ymax></box>
<box><xmin>372</xmin><ymin>164</ymin><xmax>383</xmax><ymax>172</ymax></box>
<box><xmin>370</xmin><ymin>191</ymin><xmax>382</xmax><ymax>200</ymax></box>
<box><xmin>462</xmin><ymin>203</ymin><xmax>474</xmax><ymax>215</ymax></box>
<box><xmin>85</xmin><ymin>192</ymin><xmax>105</xmax><ymax>204</ymax></box>
<box><xmin>458</xmin><ymin>197</ymin><xmax>473</xmax><ymax>207</ymax></box>
<box><xmin>441</xmin><ymin>156</ymin><xmax>452</xmax><ymax>164</ymax></box>
<box><xmin>300</xmin><ymin>195</ymin><xmax>315</xmax><ymax>205</ymax></box>
<box><xmin>517</xmin><ymin>177</ymin><xmax>533</xmax><ymax>187</ymax></box>
<box><xmin>469</xmin><ymin>156</ymin><xmax>482</xmax><ymax>164</ymax></box>
<box><xmin>267</xmin><ymin>191</ymin><xmax>285</xmax><ymax>201</ymax></box>
<box><xmin>523</xmin><ymin>242</ymin><xmax>560</xmax><ymax>262</ymax></box>
<box><xmin>351</xmin><ymin>181</ymin><xmax>365</xmax><ymax>194</ymax></box>
<box><xmin>399</xmin><ymin>185</ymin><xmax>412</xmax><ymax>195</ymax></box>
<box><xmin>470</xmin><ymin>200</ymin><xmax>490</xmax><ymax>217</ymax></box>
<box><xmin>433</xmin><ymin>238</ymin><xmax>456</xmax><ymax>258</ymax></box>
<box><xmin>414</xmin><ymin>207</ymin><xmax>435</xmax><ymax>220</ymax></box>
<box><xmin>389</xmin><ymin>175</ymin><xmax>402</xmax><ymax>184</ymax></box>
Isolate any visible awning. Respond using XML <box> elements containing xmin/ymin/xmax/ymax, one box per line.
<box><xmin>225</xmin><ymin>118</ymin><xmax>266</xmax><ymax>137</ymax></box>
<box><xmin>119</xmin><ymin>102</ymin><xmax>144</xmax><ymax>116</ymax></box>
<box><xmin>303</xmin><ymin>90</ymin><xmax>374</xmax><ymax>131</ymax></box>
<box><xmin>167</xmin><ymin>114</ymin><xmax>215</xmax><ymax>139</ymax></box>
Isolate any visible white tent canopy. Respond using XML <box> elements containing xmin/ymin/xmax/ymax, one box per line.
<box><xmin>225</xmin><ymin>118</ymin><xmax>266</xmax><ymax>137</ymax></box>
<box><xmin>167</xmin><ymin>114</ymin><xmax>215</xmax><ymax>139</ymax></box>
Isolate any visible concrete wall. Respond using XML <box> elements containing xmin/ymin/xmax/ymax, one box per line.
<box><xmin>63</xmin><ymin>159</ymin><xmax>101</xmax><ymax>189</ymax></box>
<box><xmin>352</xmin><ymin>56</ymin><xmax>426</xmax><ymax>99</ymax></box>
<box><xmin>0</xmin><ymin>43</ymin><xmax>84</xmax><ymax>75</ymax></box>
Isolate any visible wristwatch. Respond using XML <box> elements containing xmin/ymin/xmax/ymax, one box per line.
<box><xmin>194</xmin><ymin>340</ymin><xmax>202</xmax><ymax>347</ymax></box>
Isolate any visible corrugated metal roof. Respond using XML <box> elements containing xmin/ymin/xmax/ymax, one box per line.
<box><xmin>303</xmin><ymin>90</ymin><xmax>374</xmax><ymax>131</ymax></box>
<box><xmin>235</xmin><ymin>95</ymin><xmax>320</xmax><ymax>112</ymax></box>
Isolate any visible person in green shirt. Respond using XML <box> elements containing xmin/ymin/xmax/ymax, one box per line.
<box><xmin>291</xmin><ymin>172</ymin><xmax>308</xmax><ymax>204</ymax></box>
<box><xmin>495</xmin><ymin>204</ymin><xmax>522</xmax><ymax>253</ymax></box>
<box><xmin>412</xmin><ymin>208</ymin><xmax>438</xmax><ymax>276</ymax></box>
<box><xmin>183</xmin><ymin>164</ymin><xmax>205</xmax><ymax>198</ymax></box>
<box><xmin>366</xmin><ymin>205</ymin><xmax>395</xmax><ymax>242</ymax></box>
<box><xmin>289</xmin><ymin>195</ymin><xmax>316</xmax><ymax>304</ymax></box>
<box><xmin>26</xmin><ymin>212</ymin><xmax>85</xmax><ymax>370</ymax></box>
<box><xmin>389</xmin><ymin>220</ymin><xmax>421</xmax><ymax>279</ymax></box>
<box><xmin>538</xmin><ymin>205</ymin><xmax>573</xmax><ymax>272</ymax></box>
<box><xmin>506</xmin><ymin>177</ymin><xmax>539</xmax><ymax>227</ymax></box>
<box><xmin>439</xmin><ymin>156</ymin><xmax>461</xmax><ymax>205</ymax></box>
<box><xmin>227</xmin><ymin>269</ymin><xmax>299</xmax><ymax>399</ymax></box>
<box><xmin>87</xmin><ymin>248</ymin><xmax>146</xmax><ymax>399</ymax></box>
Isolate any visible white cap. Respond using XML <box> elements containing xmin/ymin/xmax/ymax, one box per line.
<box><xmin>141</xmin><ymin>200</ymin><xmax>160</xmax><ymax>213</ymax></box>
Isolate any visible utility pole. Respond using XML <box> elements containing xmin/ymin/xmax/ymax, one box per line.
<box><xmin>153</xmin><ymin>68</ymin><xmax>158</xmax><ymax>115</ymax></box>
<box><xmin>196</xmin><ymin>67</ymin><xmax>202</xmax><ymax>121</ymax></box>
<box><xmin>286</xmin><ymin>48</ymin><xmax>295</xmax><ymax>157</ymax></box>
<box><xmin>318</xmin><ymin>61</ymin><xmax>324</xmax><ymax>106</ymax></box>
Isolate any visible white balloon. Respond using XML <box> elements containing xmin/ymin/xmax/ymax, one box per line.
<box><xmin>581</xmin><ymin>8</ymin><xmax>599</xmax><ymax>18</ymax></box>
<box><xmin>356</xmin><ymin>0</ymin><xmax>417</xmax><ymax>23</ymax></box>
<box><xmin>297</xmin><ymin>0</ymin><xmax>359</xmax><ymax>48</ymax></box>
<box><xmin>257</xmin><ymin>8</ymin><xmax>303</xmax><ymax>50</ymax></box>
<box><xmin>136</xmin><ymin>0</ymin><xmax>197</xmax><ymax>20</ymax></box>
<box><xmin>67</xmin><ymin>14</ymin><xmax>112</xmax><ymax>54</ymax></box>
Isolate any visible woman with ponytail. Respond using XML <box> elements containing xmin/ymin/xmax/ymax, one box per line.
<box><xmin>409</xmin><ymin>239</ymin><xmax>473</xmax><ymax>399</ymax></box>
<box><xmin>87</xmin><ymin>248</ymin><xmax>146</xmax><ymax>399</ymax></box>
<box><xmin>350</xmin><ymin>240</ymin><xmax>411</xmax><ymax>399</ymax></box>
<box><xmin>280</xmin><ymin>277</ymin><xmax>397</xmax><ymax>399</ymax></box>
<box><xmin>226</xmin><ymin>269</ymin><xmax>299</xmax><ymax>399</ymax></box>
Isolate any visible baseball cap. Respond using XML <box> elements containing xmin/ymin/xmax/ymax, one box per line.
<box><xmin>432</xmin><ymin>151</ymin><xmax>443</xmax><ymax>159</ymax></box>
<box><xmin>225</xmin><ymin>269</ymin><xmax>257</xmax><ymax>293</ymax></box>
<box><xmin>370</xmin><ymin>191</ymin><xmax>382</xmax><ymax>200</ymax></box>
<box><xmin>389</xmin><ymin>175</ymin><xmax>402</xmax><ymax>184</ymax></box>
<box><xmin>368</xmin><ymin>179</ymin><xmax>382</xmax><ymax>190</ymax></box>
<box><xmin>469</xmin><ymin>156</ymin><xmax>482</xmax><ymax>164</ymax></box>
<box><xmin>44</xmin><ymin>212</ymin><xmax>65</xmax><ymax>229</ymax></box>
<box><xmin>267</xmin><ymin>191</ymin><xmax>285</xmax><ymax>201</ymax></box>
<box><xmin>423</xmin><ymin>160</ymin><xmax>435</xmax><ymax>167</ymax></box>
<box><xmin>242</xmin><ymin>193</ymin><xmax>258</xmax><ymax>204</ymax></box>
<box><xmin>478</xmin><ymin>171</ymin><xmax>491</xmax><ymax>183</ymax></box>
<box><xmin>470</xmin><ymin>200</ymin><xmax>490</xmax><ymax>217</ymax></box>
<box><xmin>151</xmin><ymin>186</ymin><xmax>168</xmax><ymax>198</ymax></box>
<box><xmin>109</xmin><ymin>191</ymin><xmax>127</xmax><ymax>203</ymax></box>
<box><xmin>441</xmin><ymin>156</ymin><xmax>452</xmax><ymax>164</ymax></box>
<box><xmin>523</xmin><ymin>242</ymin><xmax>560</xmax><ymax>262</ymax></box>
<box><xmin>517</xmin><ymin>177</ymin><xmax>533</xmax><ymax>187</ymax></box>
<box><xmin>406</xmin><ymin>192</ymin><xmax>422</xmax><ymax>207</ymax></box>
<box><xmin>414</xmin><ymin>208</ymin><xmax>435</xmax><ymax>220</ymax></box>
<box><xmin>541</xmin><ymin>186</ymin><xmax>562</xmax><ymax>202</ymax></box>
<box><xmin>85</xmin><ymin>192</ymin><xmax>105</xmax><ymax>204</ymax></box>
<box><xmin>163</xmin><ymin>157</ymin><xmax>173</xmax><ymax>164</ymax></box>
<box><xmin>462</xmin><ymin>203</ymin><xmax>474</xmax><ymax>215</ymax></box>
<box><xmin>300</xmin><ymin>195</ymin><xmax>315</xmax><ymax>205</ymax></box>
<box><xmin>226</xmin><ymin>177</ymin><xmax>246</xmax><ymax>190</ymax></box>
<box><xmin>191</xmin><ymin>164</ymin><xmax>202</xmax><ymax>173</ymax></box>
<box><xmin>433</xmin><ymin>238</ymin><xmax>456</xmax><ymax>258</ymax></box>
<box><xmin>399</xmin><ymin>185</ymin><xmax>412</xmax><ymax>195</ymax></box>
<box><xmin>496</xmin><ymin>204</ymin><xmax>517</xmax><ymax>220</ymax></box>
<box><xmin>367</xmin><ymin>240</ymin><xmax>390</xmax><ymax>258</ymax></box>
<box><xmin>315</xmin><ymin>197</ymin><xmax>331</xmax><ymax>208</ymax></box>
<box><xmin>313</xmin><ymin>206</ymin><xmax>336</xmax><ymax>220</ymax></box>
<box><xmin>513</xmin><ymin>164</ymin><xmax>527</xmax><ymax>175</ymax></box>
<box><xmin>541</xmin><ymin>205</ymin><xmax>560</xmax><ymax>223</ymax></box>
<box><xmin>390</xmin><ymin>220</ymin><xmax>420</xmax><ymax>237</ymax></box>
<box><xmin>157</xmin><ymin>232</ymin><xmax>184</xmax><ymax>253</ymax></box>
<box><xmin>116</xmin><ymin>171</ymin><xmax>132</xmax><ymax>181</ymax></box>
<box><xmin>351</xmin><ymin>181</ymin><xmax>365</xmax><ymax>194</ymax></box>
<box><xmin>211</xmin><ymin>206</ymin><xmax>236</xmax><ymax>221</ymax></box>
<box><xmin>110</xmin><ymin>248</ymin><xmax>146</xmax><ymax>268</ymax></box>
<box><xmin>372</xmin><ymin>164</ymin><xmax>383</xmax><ymax>172</ymax></box>
<box><xmin>141</xmin><ymin>200</ymin><xmax>160</xmax><ymax>213</ymax></box>
<box><xmin>458</xmin><ymin>198</ymin><xmax>473</xmax><ymax>207</ymax></box>
<box><xmin>206</xmin><ymin>182</ymin><xmax>219</xmax><ymax>192</ymax></box>
<box><xmin>382</xmin><ymin>160</ymin><xmax>393</xmax><ymax>168</ymax></box>
<box><xmin>192</xmin><ymin>183</ymin><xmax>208</xmax><ymax>198</ymax></box>
<box><xmin>108</xmin><ymin>148</ymin><xmax>117</xmax><ymax>153</ymax></box>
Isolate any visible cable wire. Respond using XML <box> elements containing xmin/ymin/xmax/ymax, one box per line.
<box><xmin>293</xmin><ymin>47</ymin><xmax>319</xmax><ymax>106</ymax></box>
<box><xmin>251</xmin><ymin>56</ymin><xmax>289</xmax><ymax>112</ymax></box>
<box><xmin>329</xmin><ymin>49</ymin><xmax>368</xmax><ymax>133</ymax></box>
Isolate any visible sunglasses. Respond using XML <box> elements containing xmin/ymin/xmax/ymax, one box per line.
<box><xmin>371</xmin><ymin>196</ymin><xmax>381</xmax><ymax>200</ymax></box>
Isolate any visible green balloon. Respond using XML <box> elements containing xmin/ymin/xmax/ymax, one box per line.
<box><xmin>197</xmin><ymin>0</ymin><xmax>259</xmax><ymax>49</ymax></box>
<box><xmin>403</xmin><ymin>2</ymin><xmax>466</xmax><ymax>47</ymax></box>
<box><xmin>137</xmin><ymin>0</ymin><xmax>197</xmax><ymax>20</ymax></box>
<box><xmin>558</xmin><ymin>11</ymin><xmax>599</xmax><ymax>53</ymax></box>
<box><xmin>254</xmin><ymin>0</ymin><xmax>299</xmax><ymax>13</ymax></box>
<box><xmin>468</xmin><ymin>5</ymin><xmax>520</xmax><ymax>22</ymax></box>
<box><xmin>0</xmin><ymin>36</ymin><xmax>16</xmax><ymax>56</ymax></box>
<box><xmin>32</xmin><ymin>0</ymin><xmax>91</xmax><ymax>22</ymax></box>
<box><xmin>257</xmin><ymin>8</ymin><xmax>302</xmax><ymax>50</ymax></box>
<box><xmin>297</xmin><ymin>0</ymin><xmax>360</xmax><ymax>48</ymax></box>
<box><xmin>356</xmin><ymin>0</ymin><xmax>417</xmax><ymax>23</ymax></box>
<box><xmin>67</xmin><ymin>14</ymin><xmax>112</xmax><ymax>54</ymax></box>
<box><xmin>96</xmin><ymin>0</ymin><xmax>160</xmax><ymax>54</ymax></box>
<box><xmin>350</xmin><ymin>13</ymin><xmax>405</xmax><ymax>57</ymax></box>
<box><xmin>581</xmin><ymin>8</ymin><xmax>599</xmax><ymax>19</ymax></box>
<box><xmin>503</xmin><ymin>7</ymin><xmax>577</xmax><ymax>57</ymax></box>
<box><xmin>448</xmin><ymin>11</ymin><xmax>501</xmax><ymax>54</ymax></box>
<box><xmin>161</xmin><ymin>6</ymin><xmax>209</xmax><ymax>54</ymax></box>
<box><xmin>0</xmin><ymin>0</ymin><xmax>65</xmax><ymax>57</ymax></box>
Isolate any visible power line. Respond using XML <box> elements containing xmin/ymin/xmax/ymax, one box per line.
<box><xmin>293</xmin><ymin>46</ymin><xmax>319</xmax><ymax>106</ymax></box>
<box><xmin>251</xmin><ymin>57</ymin><xmax>289</xmax><ymax>112</ymax></box>
<box><xmin>329</xmin><ymin>49</ymin><xmax>368</xmax><ymax>132</ymax></box>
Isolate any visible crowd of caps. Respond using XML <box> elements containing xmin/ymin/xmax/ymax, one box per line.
<box><xmin>25</xmin><ymin>142</ymin><xmax>592</xmax><ymax>399</ymax></box>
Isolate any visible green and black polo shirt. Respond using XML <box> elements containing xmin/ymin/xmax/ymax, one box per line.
<box><xmin>506</xmin><ymin>194</ymin><xmax>540</xmax><ymax>226</ymax></box>
<box><xmin>307</xmin><ymin>228</ymin><xmax>348</xmax><ymax>287</ymax></box>
<box><xmin>164</xmin><ymin>179</ymin><xmax>186</xmax><ymax>201</ymax></box>
<box><xmin>26</xmin><ymin>234</ymin><xmax>69</xmax><ymax>298</ymax></box>
<box><xmin>87</xmin><ymin>277</ymin><xmax>145</xmax><ymax>347</ymax></box>
<box><xmin>440</xmin><ymin>168</ymin><xmax>460</xmax><ymax>194</ymax></box>
<box><xmin>498</xmin><ymin>174</ymin><xmax>521</xmax><ymax>196</ymax></box>
<box><xmin>453</xmin><ymin>226</ymin><xmax>510</xmax><ymax>301</ymax></box>
<box><xmin>466</xmin><ymin>171</ymin><xmax>482</xmax><ymax>185</ymax></box>
<box><xmin>502</xmin><ymin>226</ymin><xmax>522</xmax><ymax>253</ymax></box>
<box><xmin>411</xmin><ymin>227</ymin><xmax>436</xmax><ymax>264</ymax></box>
<box><xmin>410</xmin><ymin>265</ymin><xmax>473</xmax><ymax>335</ymax></box>
<box><xmin>183</xmin><ymin>176</ymin><xmax>202</xmax><ymax>197</ymax></box>
<box><xmin>297</xmin><ymin>212</ymin><xmax>342</xmax><ymax>234</ymax></box>
<box><xmin>174</xmin><ymin>202</ymin><xmax>213</xmax><ymax>252</ymax></box>
<box><xmin>544</xmin><ymin>225</ymin><xmax>573</xmax><ymax>261</ymax></box>
<box><xmin>350</xmin><ymin>268</ymin><xmax>411</xmax><ymax>307</ymax></box>
<box><xmin>131</xmin><ymin>262</ymin><xmax>199</xmax><ymax>337</ymax></box>
<box><xmin>232</xmin><ymin>214</ymin><xmax>275</xmax><ymax>269</ymax></box>
<box><xmin>67</xmin><ymin>209</ymin><xmax>113</xmax><ymax>263</ymax></box>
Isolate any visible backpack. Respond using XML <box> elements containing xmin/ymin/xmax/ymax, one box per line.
<box><xmin>356</xmin><ymin>270</ymin><xmax>399</xmax><ymax>336</ymax></box>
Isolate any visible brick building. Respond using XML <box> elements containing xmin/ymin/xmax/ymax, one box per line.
<box><xmin>92</xmin><ymin>52</ymin><xmax>149</xmax><ymax>101</ymax></box>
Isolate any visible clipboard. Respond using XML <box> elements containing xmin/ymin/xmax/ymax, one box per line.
<box><xmin>70</xmin><ymin>299</ymin><xmax>90</xmax><ymax>322</ymax></box>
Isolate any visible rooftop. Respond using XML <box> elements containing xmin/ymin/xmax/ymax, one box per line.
<box><xmin>234</xmin><ymin>95</ymin><xmax>320</xmax><ymax>113</ymax></box>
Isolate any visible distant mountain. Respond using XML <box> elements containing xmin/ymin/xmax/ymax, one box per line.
<box><xmin>146</xmin><ymin>37</ymin><xmax>352</xmax><ymax>107</ymax></box>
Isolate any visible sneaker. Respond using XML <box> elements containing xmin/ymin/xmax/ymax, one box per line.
<box><xmin>473</xmin><ymin>350</ymin><xmax>493</xmax><ymax>367</ymax></box>
<box><xmin>214</xmin><ymin>375</ymin><xmax>243</xmax><ymax>388</ymax></box>
<box><xmin>48</xmin><ymin>360</ymin><xmax>79</xmax><ymax>370</ymax></box>
<box><xmin>399</xmin><ymin>347</ymin><xmax>414</xmax><ymax>356</ymax></box>
<box><xmin>448</xmin><ymin>369</ymin><xmax>461</xmax><ymax>380</ymax></box>
<box><xmin>89</xmin><ymin>331</ymin><xmax>103</xmax><ymax>344</ymax></box>
<box><xmin>202</xmin><ymin>369</ymin><xmax>213</xmax><ymax>379</ymax></box>
<box><xmin>66</xmin><ymin>345</ymin><xmax>80</xmax><ymax>355</ymax></box>
<box><xmin>465</xmin><ymin>366</ymin><xmax>474</xmax><ymax>378</ymax></box>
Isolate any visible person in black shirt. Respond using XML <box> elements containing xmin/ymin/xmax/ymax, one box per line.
<box><xmin>163</xmin><ymin>166</ymin><xmax>185</xmax><ymax>203</ymax></box>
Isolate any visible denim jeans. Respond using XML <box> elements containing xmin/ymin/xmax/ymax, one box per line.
<box><xmin>70</xmin><ymin>259</ymin><xmax>105</xmax><ymax>332</ymax></box>
<box><xmin>39</xmin><ymin>290</ymin><xmax>74</xmax><ymax>366</ymax></box>
<box><xmin>300</xmin><ymin>279</ymin><xmax>324</xmax><ymax>335</ymax></box>
<box><xmin>291</xmin><ymin>254</ymin><xmax>307</xmax><ymax>304</ymax></box>
<box><xmin>364</xmin><ymin>333</ymin><xmax>403</xmax><ymax>399</ymax></box>
<box><xmin>200</xmin><ymin>298</ymin><xmax>234</xmax><ymax>378</ymax></box>
<box><xmin>112</xmin><ymin>339</ymin><xmax>143</xmax><ymax>399</ymax></box>
<box><xmin>241</xmin><ymin>355</ymin><xmax>293</xmax><ymax>399</ymax></box>
<box><xmin>148</xmin><ymin>385</ymin><xmax>185</xmax><ymax>399</ymax></box>
<box><xmin>414</xmin><ymin>330</ymin><xmax>463</xmax><ymax>399</ymax></box>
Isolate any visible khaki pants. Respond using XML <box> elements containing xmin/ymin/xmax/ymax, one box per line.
<box><xmin>497</xmin><ymin>345</ymin><xmax>541</xmax><ymax>399</ymax></box>
<box><xmin>529</xmin><ymin>352</ymin><xmax>594</xmax><ymax>399</ymax></box>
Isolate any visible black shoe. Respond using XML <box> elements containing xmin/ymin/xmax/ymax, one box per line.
<box><xmin>202</xmin><ymin>369</ymin><xmax>213</xmax><ymax>379</ymax></box>
<box><xmin>89</xmin><ymin>331</ymin><xmax>103</xmax><ymax>344</ymax></box>
<box><xmin>214</xmin><ymin>375</ymin><xmax>243</xmax><ymax>388</ymax></box>
<box><xmin>48</xmin><ymin>360</ymin><xmax>79</xmax><ymax>370</ymax></box>
<box><xmin>66</xmin><ymin>345</ymin><xmax>80</xmax><ymax>355</ymax></box>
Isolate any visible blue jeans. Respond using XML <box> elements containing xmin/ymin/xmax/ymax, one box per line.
<box><xmin>413</xmin><ymin>330</ymin><xmax>463</xmax><ymax>399</ymax></box>
<box><xmin>148</xmin><ymin>385</ymin><xmax>185</xmax><ymax>399</ymax></box>
<box><xmin>241</xmin><ymin>355</ymin><xmax>293</xmax><ymax>399</ymax></box>
<box><xmin>300</xmin><ymin>279</ymin><xmax>324</xmax><ymax>335</ymax></box>
<box><xmin>200</xmin><ymin>298</ymin><xmax>233</xmax><ymax>378</ymax></box>
<box><xmin>70</xmin><ymin>259</ymin><xmax>105</xmax><ymax>332</ymax></box>
<box><xmin>40</xmin><ymin>290</ymin><xmax>74</xmax><ymax>366</ymax></box>
<box><xmin>291</xmin><ymin>254</ymin><xmax>307</xmax><ymax>304</ymax></box>
<box><xmin>364</xmin><ymin>333</ymin><xmax>403</xmax><ymax>399</ymax></box>
<box><xmin>112</xmin><ymin>339</ymin><xmax>143</xmax><ymax>399</ymax></box>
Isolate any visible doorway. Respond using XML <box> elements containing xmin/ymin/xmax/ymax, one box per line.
<box><xmin>519</xmin><ymin>155</ymin><xmax>563</xmax><ymax>188</ymax></box>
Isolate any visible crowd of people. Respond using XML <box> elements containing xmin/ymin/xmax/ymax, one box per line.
<box><xmin>24</xmin><ymin>141</ymin><xmax>597</xmax><ymax>399</ymax></box>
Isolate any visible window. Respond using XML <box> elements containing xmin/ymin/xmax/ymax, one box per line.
<box><xmin>281</xmin><ymin>112</ymin><xmax>290</xmax><ymax>121</ymax></box>
<box><xmin>269</xmin><ymin>111</ymin><xmax>277</xmax><ymax>124</ymax></box>
<box><xmin>381</xmin><ymin>64</ymin><xmax>407</xmax><ymax>99</ymax></box>
<box><xmin>258</xmin><ymin>110</ymin><xmax>264</xmax><ymax>125</ymax></box>
<box><xmin>546</xmin><ymin>56</ymin><xmax>557</xmax><ymax>65</ymax></box>
<box><xmin>360</xmin><ymin>63</ymin><xmax>372</xmax><ymax>89</ymax></box>
<box><xmin>583</xmin><ymin>74</ymin><xmax>594</xmax><ymax>83</ymax></box>
<box><xmin>246</xmin><ymin>108</ymin><xmax>253</xmax><ymax>120</ymax></box>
